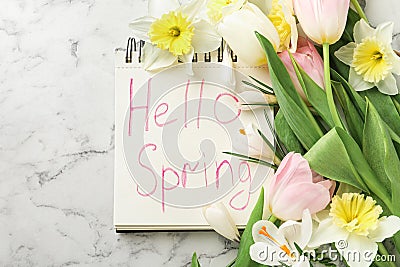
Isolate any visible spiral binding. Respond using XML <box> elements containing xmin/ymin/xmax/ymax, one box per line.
<box><xmin>125</xmin><ymin>37</ymin><xmax>238</xmax><ymax>64</ymax></box>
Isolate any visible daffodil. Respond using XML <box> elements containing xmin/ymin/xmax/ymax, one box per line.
<box><xmin>266</xmin><ymin>0</ymin><xmax>298</xmax><ymax>52</ymax></box>
<box><xmin>129</xmin><ymin>0</ymin><xmax>220</xmax><ymax>71</ymax></box>
<box><xmin>309</xmin><ymin>193</ymin><xmax>400</xmax><ymax>267</ymax></box>
<box><xmin>335</xmin><ymin>19</ymin><xmax>400</xmax><ymax>95</ymax></box>
<box><xmin>207</xmin><ymin>0</ymin><xmax>246</xmax><ymax>23</ymax></box>
<box><xmin>250</xmin><ymin>209</ymin><xmax>312</xmax><ymax>266</ymax></box>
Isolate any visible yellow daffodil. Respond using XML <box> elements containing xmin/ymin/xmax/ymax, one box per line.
<box><xmin>309</xmin><ymin>193</ymin><xmax>400</xmax><ymax>267</ymax></box>
<box><xmin>129</xmin><ymin>0</ymin><xmax>220</xmax><ymax>71</ymax></box>
<box><xmin>335</xmin><ymin>19</ymin><xmax>400</xmax><ymax>95</ymax></box>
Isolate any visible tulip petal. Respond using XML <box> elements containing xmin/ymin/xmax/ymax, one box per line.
<box><xmin>376</xmin><ymin>73</ymin><xmax>399</xmax><ymax>95</ymax></box>
<box><xmin>129</xmin><ymin>16</ymin><xmax>155</xmax><ymax>42</ymax></box>
<box><xmin>142</xmin><ymin>43</ymin><xmax>177</xmax><ymax>71</ymax></box>
<box><xmin>309</xmin><ymin>218</ymin><xmax>349</xmax><ymax>248</ymax></box>
<box><xmin>369</xmin><ymin>216</ymin><xmax>400</xmax><ymax>242</ymax></box>
<box><xmin>270</xmin><ymin>153</ymin><xmax>312</xmax><ymax>199</ymax></box>
<box><xmin>354</xmin><ymin>19</ymin><xmax>375</xmax><ymax>44</ymax></box>
<box><xmin>148</xmin><ymin>0</ymin><xmax>179</xmax><ymax>18</ymax></box>
<box><xmin>191</xmin><ymin>20</ymin><xmax>221</xmax><ymax>53</ymax></box>
<box><xmin>202</xmin><ymin>202</ymin><xmax>240</xmax><ymax>241</ymax></box>
<box><xmin>334</xmin><ymin>42</ymin><xmax>356</xmax><ymax>65</ymax></box>
<box><xmin>271</xmin><ymin>182</ymin><xmax>331</xmax><ymax>220</ymax></box>
<box><xmin>250</xmin><ymin>242</ymin><xmax>283</xmax><ymax>265</ymax></box>
<box><xmin>337</xmin><ymin>234</ymin><xmax>377</xmax><ymax>267</ymax></box>
<box><xmin>349</xmin><ymin>68</ymin><xmax>374</xmax><ymax>91</ymax></box>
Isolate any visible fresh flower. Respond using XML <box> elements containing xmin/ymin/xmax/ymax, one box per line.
<box><xmin>207</xmin><ymin>0</ymin><xmax>246</xmax><ymax>23</ymax></box>
<box><xmin>250</xmin><ymin>209</ymin><xmax>312</xmax><ymax>266</ymax></box>
<box><xmin>293</xmin><ymin>0</ymin><xmax>350</xmax><ymax>45</ymax></box>
<box><xmin>217</xmin><ymin>3</ymin><xmax>280</xmax><ymax>66</ymax></box>
<box><xmin>202</xmin><ymin>202</ymin><xmax>240</xmax><ymax>242</ymax></box>
<box><xmin>309</xmin><ymin>193</ymin><xmax>400</xmax><ymax>267</ymax></box>
<box><xmin>129</xmin><ymin>0</ymin><xmax>220</xmax><ymax>71</ymax></box>
<box><xmin>266</xmin><ymin>0</ymin><xmax>298</xmax><ymax>52</ymax></box>
<box><xmin>265</xmin><ymin>152</ymin><xmax>335</xmax><ymax>221</ymax></box>
<box><xmin>279</xmin><ymin>37</ymin><xmax>325</xmax><ymax>102</ymax></box>
<box><xmin>335</xmin><ymin>19</ymin><xmax>400</xmax><ymax>95</ymax></box>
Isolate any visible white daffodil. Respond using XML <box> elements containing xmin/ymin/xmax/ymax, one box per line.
<box><xmin>202</xmin><ymin>202</ymin><xmax>240</xmax><ymax>242</ymax></box>
<box><xmin>250</xmin><ymin>209</ymin><xmax>312</xmax><ymax>266</ymax></box>
<box><xmin>129</xmin><ymin>0</ymin><xmax>220</xmax><ymax>71</ymax></box>
<box><xmin>255</xmin><ymin>0</ymin><xmax>298</xmax><ymax>52</ymax></box>
<box><xmin>335</xmin><ymin>19</ymin><xmax>400</xmax><ymax>95</ymax></box>
<box><xmin>309</xmin><ymin>193</ymin><xmax>400</xmax><ymax>267</ymax></box>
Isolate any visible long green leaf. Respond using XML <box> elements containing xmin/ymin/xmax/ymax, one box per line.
<box><xmin>332</xmin><ymin>81</ymin><xmax>364</xmax><ymax>146</ymax></box>
<box><xmin>235</xmin><ymin>188</ymin><xmax>265</xmax><ymax>267</ymax></box>
<box><xmin>256</xmin><ymin>33</ymin><xmax>323</xmax><ymax>150</ymax></box>
<box><xmin>360</xmin><ymin>89</ymin><xmax>400</xmax><ymax>137</ymax></box>
<box><xmin>304</xmin><ymin>127</ymin><xmax>372</xmax><ymax>192</ymax></box>
<box><xmin>191</xmin><ymin>252</ymin><xmax>201</xmax><ymax>267</ymax></box>
<box><xmin>290</xmin><ymin>54</ymin><xmax>334</xmax><ymax>128</ymax></box>
<box><xmin>363</xmin><ymin>99</ymin><xmax>400</xmax><ymax>212</ymax></box>
<box><xmin>275</xmin><ymin>110</ymin><xmax>305</xmax><ymax>154</ymax></box>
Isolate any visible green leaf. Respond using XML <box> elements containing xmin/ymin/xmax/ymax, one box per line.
<box><xmin>290</xmin><ymin>54</ymin><xmax>334</xmax><ymax>128</ymax></box>
<box><xmin>332</xmin><ymin>81</ymin><xmax>364</xmax><ymax>146</ymax></box>
<box><xmin>223</xmin><ymin>152</ymin><xmax>277</xmax><ymax>170</ymax></box>
<box><xmin>249</xmin><ymin>75</ymin><xmax>274</xmax><ymax>93</ymax></box>
<box><xmin>274</xmin><ymin>110</ymin><xmax>305</xmax><ymax>154</ymax></box>
<box><xmin>235</xmin><ymin>188</ymin><xmax>265</xmax><ymax>267</ymax></box>
<box><xmin>392</xmin><ymin>96</ymin><xmax>400</xmax><ymax>115</ymax></box>
<box><xmin>191</xmin><ymin>252</ymin><xmax>200</xmax><ymax>267</ymax></box>
<box><xmin>304</xmin><ymin>127</ymin><xmax>372</xmax><ymax>192</ymax></box>
<box><xmin>256</xmin><ymin>33</ymin><xmax>323</xmax><ymax>150</ymax></box>
<box><xmin>360</xmin><ymin>89</ymin><xmax>400</xmax><ymax>138</ymax></box>
<box><xmin>363</xmin><ymin>99</ymin><xmax>400</xmax><ymax>212</ymax></box>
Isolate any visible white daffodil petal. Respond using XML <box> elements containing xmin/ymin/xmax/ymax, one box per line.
<box><xmin>369</xmin><ymin>216</ymin><xmax>400</xmax><ymax>242</ymax></box>
<box><xmin>129</xmin><ymin>16</ymin><xmax>155</xmax><ymax>41</ymax></box>
<box><xmin>376</xmin><ymin>73</ymin><xmax>399</xmax><ymax>95</ymax></box>
<box><xmin>202</xmin><ymin>202</ymin><xmax>240</xmax><ymax>241</ymax></box>
<box><xmin>250</xmin><ymin>242</ymin><xmax>283</xmax><ymax>266</ymax></box>
<box><xmin>180</xmin><ymin>0</ymin><xmax>207</xmax><ymax>21</ymax></box>
<box><xmin>334</xmin><ymin>42</ymin><xmax>356</xmax><ymax>65</ymax></box>
<box><xmin>376</xmin><ymin>21</ymin><xmax>394</xmax><ymax>44</ymax></box>
<box><xmin>148</xmin><ymin>0</ymin><xmax>179</xmax><ymax>18</ymax></box>
<box><xmin>337</xmin><ymin>234</ymin><xmax>377</xmax><ymax>267</ymax></box>
<box><xmin>390</xmin><ymin>51</ymin><xmax>400</xmax><ymax>74</ymax></box>
<box><xmin>354</xmin><ymin>19</ymin><xmax>374</xmax><ymax>44</ymax></box>
<box><xmin>349</xmin><ymin>68</ymin><xmax>374</xmax><ymax>91</ymax></box>
<box><xmin>308</xmin><ymin>218</ymin><xmax>349</xmax><ymax>248</ymax></box>
<box><xmin>248</xmin><ymin>0</ymin><xmax>269</xmax><ymax>15</ymax></box>
<box><xmin>191</xmin><ymin>20</ymin><xmax>221</xmax><ymax>53</ymax></box>
<box><xmin>142</xmin><ymin>43</ymin><xmax>177</xmax><ymax>71</ymax></box>
<box><xmin>178</xmin><ymin>47</ymin><xmax>194</xmax><ymax>76</ymax></box>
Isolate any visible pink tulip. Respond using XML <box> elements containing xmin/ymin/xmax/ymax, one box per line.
<box><xmin>279</xmin><ymin>37</ymin><xmax>324</xmax><ymax>102</ymax></box>
<box><xmin>265</xmin><ymin>152</ymin><xmax>335</xmax><ymax>221</ymax></box>
<box><xmin>293</xmin><ymin>0</ymin><xmax>350</xmax><ymax>45</ymax></box>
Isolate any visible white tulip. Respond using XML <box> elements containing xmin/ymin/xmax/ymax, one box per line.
<box><xmin>202</xmin><ymin>202</ymin><xmax>240</xmax><ymax>242</ymax></box>
<box><xmin>217</xmin><ymin>3</ymin><xmax>280</xmax><ymax>66</ymax></box>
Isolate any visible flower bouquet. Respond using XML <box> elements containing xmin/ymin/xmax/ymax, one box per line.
<box><xmin>129</xmin><ymin>0</ymin><xmax>400</xmax><ymax>266</ymax></box>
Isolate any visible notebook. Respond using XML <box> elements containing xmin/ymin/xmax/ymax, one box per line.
<box><xmin>114</xmin><ymin>39</ymin><xmax>275</xmax><ymax>231</ymax></box>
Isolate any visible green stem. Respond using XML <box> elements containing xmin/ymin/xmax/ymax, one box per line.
<box><xmin>350</xmin><ymin>0</ymin><xmax>369</xmax><ymax>23</ymax></box>
<box><xmin>269</xmin><ymin>215</ymin><xmax>279</xmax><ymax>224</ymax></box>
<box><xmin>377</xmin><ymin>243</ymin><xmax>397</xmax><ymax>267</ymax></box>
<box><xmin>323</xmin><ymin>43</ymin><xmax>343</xmax><ymax>129</ymax></box>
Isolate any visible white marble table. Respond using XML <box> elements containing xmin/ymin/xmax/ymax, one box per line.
<box><xmin>0</xmin><ymin>0</ymin><xmax>399</xmax><ymax>266</ymax></box>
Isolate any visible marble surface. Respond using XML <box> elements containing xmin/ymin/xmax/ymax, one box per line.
<box><xmin>0</xmin><ymin>0</ymin><xmax>399</xmax><ymax>266</ymax></box>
